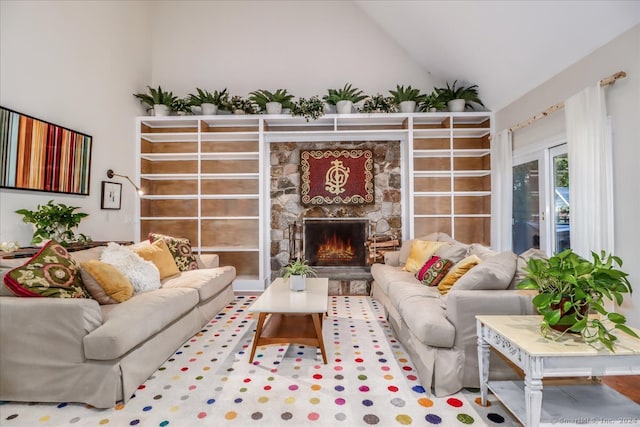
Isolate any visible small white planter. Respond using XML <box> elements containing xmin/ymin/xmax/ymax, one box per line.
<box><xmin>336</xmin><ymin>100</ymin><xmax>353</xmax><ymax>114</ymax></box>
<box><xmin>289</xmin><ymin>275</ymin><xmax>306</xmax><ymax>292</ymax></box>
<box><xmin>201</xmin><ymin>103</ymin><xmax>218</xmax><ymax>115</ymax></box>
<box><xmin>399</xmin><ymin>100</ymin><xmax>416</xmax><ymax>113</ymax></box>
<box><xmin>266</xmin><ymin>102</ymin><xmax>283</xmax><ymax>115</ymax></box>
<box><xmin>153</xmin><ymin>104</ymin><xmax>170</xmax><ymax>116</ymax></box>
<box><xmin>447</xmin><ymin>99</ymin><xmax>466</xmax><ymax>112</ymax></box>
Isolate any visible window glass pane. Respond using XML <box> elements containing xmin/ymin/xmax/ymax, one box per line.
<box><xmin>553</xmin><ymin>153</ymin><xmax>570</xmax><ymax>253</ymax></box>
<box><xmin>513</xmin><ymin>160</ymin><xmax>540</xmax><ymax>254</ymax></box>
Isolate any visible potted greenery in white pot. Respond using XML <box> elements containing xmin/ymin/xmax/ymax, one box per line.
<box><xmin>133</xmin><ymin>85</ymin><xmax>177</xmax><ymax>116</ymax></box>
<box><xmin>281</xmin><ymin>259</ymin><xmax>317</xmax><ymax>291</ymax></box>
<box><xmin>187</xmin><ymin>88</ymin><xmax>229</xmax><ymax>115</ymax></box>
<box><xmin>434</xmin><ymin>80</ymin><xmax>485</xmax><ymax>112</ymax></box>
<box><xmin>16</xmin><ymin>200</ymin><xmax>91</xmax><ymax>247</ymax></box>
<box><xmin>323</xmin><ymin>83</ymin><xmax>367</xmax><ymax>114</ymax></box>
<box><xmin>290</xmin><ymin>96</ymin><xmax>325</xmax><ymax>121</ymax></box>
<box><xmin>517</xmin><ymin>249</ymin><xmax>638</xmax><ymax>351</ymax></box>
<box><xmin>389</xmin><ymin>84</ymin><xmax>425</xmax><ymax>113</ymax></box>
<box><xmin>249</xmin><ymin>89</ymin><xmax>295</xmax><ymax>114</ymax></box>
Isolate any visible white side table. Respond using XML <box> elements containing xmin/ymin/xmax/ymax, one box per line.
<box><xmin>476</xmin><ymin>315</ymin><xmax>640</xmax><ymax>427</ymax></box>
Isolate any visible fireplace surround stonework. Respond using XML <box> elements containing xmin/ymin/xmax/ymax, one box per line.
<box><xmin>270</xmin><ymin>141</ymin><xmax>401</xmax><ymax>294</ymax></box>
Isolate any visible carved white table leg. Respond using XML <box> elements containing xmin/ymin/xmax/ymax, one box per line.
<box><xmin>524</xmin><ymin>369</ymin><xmax>543</xmax><ymax>427</ymax></box>
<box><xmin>477</xmin><ymin>320</ymin><xmax>490</xmax><ymax>406</ymax></box>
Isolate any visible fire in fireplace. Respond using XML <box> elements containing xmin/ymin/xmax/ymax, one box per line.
<box><xmin>303</xmin><ymin>218</ymin><xmax>368</xmax><ymax>267</ymax></box>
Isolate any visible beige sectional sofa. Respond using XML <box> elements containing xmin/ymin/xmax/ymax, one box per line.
<box><xmin>371</xmin><ymin>232</ymin><xmax>538</xmax><ymax>397</ymax></box>
<box><xmin>0</xmin><ymin>245</ymin><xmax>236</xmax><ymax>408</ymax></box>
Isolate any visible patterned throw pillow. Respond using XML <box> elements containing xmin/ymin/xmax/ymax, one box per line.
<box><xmin>416</xmin><ymin>256</ymin><xmax>453</xmax><ymax>286</ymax></box>
<box><xmin>3</xmin><ymin>240</ymin><xmax>90</xmax><ymax>298</ymax></box>
<box><xmin>149</xmin><ymin>233</ymin><xmax>198</xmax><ymax>271</ymax></box>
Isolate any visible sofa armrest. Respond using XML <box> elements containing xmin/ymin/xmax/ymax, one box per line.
<box><xmin>197</xmin><ymin>254</ymin><xmax>219</xmax><ymax>269</ymax></box>
<box><xmin>384</xmin><ymin>251</ymin><xmax>401</xmax><ymax>267</ymax></box>
<box><xmin>446</xmin><ymin>290</ymin><xmax>536</xmax><ymax>346</ymax></box>
<box><xmin>0</xmin><ymin>297</ymin><xmax>103</xmax><ymax>363</ymax></box>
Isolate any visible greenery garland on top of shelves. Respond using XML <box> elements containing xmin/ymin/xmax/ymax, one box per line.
<box><xmin>134</xmin><ymin>81</ymin><xmax>485</xmax><ymax>118</ymax></box>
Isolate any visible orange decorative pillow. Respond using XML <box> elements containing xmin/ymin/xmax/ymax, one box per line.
<box><xmin>80</xmin><ymin>260</ymin><xmax>134</xmax><ymax>304</ymax></box>
<box><xmin>133</xmin><ymin>239</ymin><xmax>180</xmax><ymax>280</ymax></box>
<box><xmin>437</xmin><ymin>254</ymin><xmax>481</xmax><ymax>295</ymax></box>
<box><xmin>403</xmin><ymin>240</ymin><xmax>446</xmax><ymax>273</ymax></box>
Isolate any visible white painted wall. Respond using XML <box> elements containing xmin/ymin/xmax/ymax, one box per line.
<box><xmin>0</xmin><ymin>1</ymin><xmax>151</xmax><ymax>246</ymax></box>
<box><xmin>149</xmin><ymin>1</ymin><xmax>434</xmax><ymax>100</ymax></box>
<box><xmin>495</xmin><ymin>25</ymin><xmax>640</xmax><ymax>327</ymax></box>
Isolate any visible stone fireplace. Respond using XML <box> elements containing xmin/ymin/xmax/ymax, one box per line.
<box><xmin>270</xmin><ymin>140</ymin><xmax>401</xmax><ymax>294</ymax></box>
<box><xmin>303</xmin><ymin>218</ymin><xmax>369</xmax><ymax>267</ymax></box>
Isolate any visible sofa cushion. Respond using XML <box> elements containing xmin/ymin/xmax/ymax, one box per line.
<box><xmin>388</xmin><ymin>282</ymin><xmax>442</xmax><ymax>308</ymax></box>
<box><xmin>100</xmin><ymin>242</ymin><xmax>161</xmax><ymax>294</ymax></box>
<box><xmin>398</xmin><ymin>232</ymin><xmax>453</xmax><ymax>266</ymax></box>
<box><xmin>371</xmin><ymin>263</ymin><xmax>417</xmax><ymax>294</ymax></box>
<box><xmin>396</xmin><ymin>291</ymin><xmax>455</xmax><ymax>348</ymax></box>
<box><xmin>417</xmin><ymin>257</ymin><xmax>453</xmax><ymax>286</ymax></box>
<box><xmin>161</xmin><ymin>266</ymin><xmax>236</xmax><ymax>302</ymax></box>
<box><xmin>451</xmin><ymin>251</ymin><xmax>517</xmax><ymax>292</ymax></box>
<box><xmin>437</xmin><ymin>254</ymin><xmax>481</xmax><ymax>295</ymax></box>
<box><xmin>434</xmin><ymin>241</ymin><xmax>469</xmax><ymax>264</ymax></box>
<box><xmin>3</xmin><ymin>241</ymin><xmax>90</xmax><ymax>298</ymax></box>
<box><xmin>149</xmin><ymin>233</ymin><xmax>198</xmax><ymax>272</ymax></box>
<box><xmin>509</xmin><ymin>248</ymin><xmax>548</xmax><ymax>289</ymax></box>
<box><xmin>83</xmin><ymin>287</ymin><xmax>199</xmax><ymax>360</ymax></box>
<box><xmin>80</xmin><ymin>260</ymin><xmax>134</xmax><ymax>304</ymax></box>
<box><xmin>467</xmin><ymin>243</ymin><xmax>498</xmax><ymax>260</ymax></box>
<box><xmin>403</xmin><ymin>240</ymin><xmax>446</xmax><ymax>273</ymax></box>
<box><xmin>133</xmin><ymin>239</ymin><xmax>180</xmax><ymax>280</ymax></box>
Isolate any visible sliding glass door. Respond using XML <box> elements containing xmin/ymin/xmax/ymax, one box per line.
<box><xmin>512</xmin><ymin>156</ymin><xmax>543</xmax><ymax>254</ymax></box>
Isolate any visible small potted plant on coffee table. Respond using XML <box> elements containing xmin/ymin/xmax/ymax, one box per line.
<box><xmin>281</xmin><ymin>258</ymin><xmax>317</xmax><ymax>292</ymax></box>
<box><xmin>517</xmin><ymin>248</ymin><xmax>638</xmax><ymax>351</ymax></box>
<box><xmin>323</xmin><ymin>83</ymin><xmax>367</xmax><ymax>114</ymax></box>
<box><xmin>389</xmin><ymin>84</ymin><xmax>425</xmax><ymax>113</ymax></box>
<box><xmin>249</xmin><ymin>89</ymin><xmax>295</xmax><ymax>114</ymax></box>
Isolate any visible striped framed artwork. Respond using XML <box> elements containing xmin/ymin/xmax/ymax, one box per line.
<box><xmin>0</xmin><ymin>106</ymin><xmax>92</xmax><ymax>195</ymax></box>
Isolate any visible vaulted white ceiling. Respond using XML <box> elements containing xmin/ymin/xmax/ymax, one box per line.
<box><xmin>354</xmin><ymin>1</ymin><xmax>640</xmax><ymax>111</ymax></box>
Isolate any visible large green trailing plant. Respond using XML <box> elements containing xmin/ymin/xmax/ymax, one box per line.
<box><xmin>249</xmin><ymin>89</ymin><xmax>295</xmax><ymax>111</ymax></box>
<box><xmin>290</xmin><ymin>96</ymin><xmax>325</xmax><ymax>121</ymax></box>
<box><xmin>187</xmin><ymin>88</ymin><xmax>229</xmax><ymax>108</ymax></box>
<box><xmin>517</xmin><ymin>249</ymin><xmax>638</xmax><ymax>351</ymax></box>
<box><xmin>323</xmin><ymin>83</ymin><xmax>366</xmax><ymax>105</ymax></box>
<box><xmin>133</xmin><ymin>85</ymin><xmax>177</xmax><ymax>110</ymax></box>
<box><xmin>281</xmin><ymin>258</ymin><xmax>317</xmax><ymax>278</ymax></box>
<box><xmin>434</xmin><ymin>80</ymin><xmax>484</xmax><ymax>110</ymax></box>
<box><xmin>16</xmin><ymin>200</ymin><xmax>91</xmax><ymax>246</ymax></box>
<box><xmin>389</xmin><ymin>84</ymin><xmax>425</xmax><ymax>103</ymax></box>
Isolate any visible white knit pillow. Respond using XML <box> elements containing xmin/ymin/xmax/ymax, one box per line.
<box><xmin>100</xmin><ymin>242</ymin><xmax>161</xmax><ymax>293</ymax></box>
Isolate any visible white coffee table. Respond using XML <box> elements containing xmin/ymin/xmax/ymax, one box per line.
<box><xmin>477</xmin><ymin>315</ymin><xmax>640</xmax><ymax>427</ymax></box>
<box><xmin>248</xmin><ymin>277</ymin><xmax>329</xmax><ymax>364</ymax></box>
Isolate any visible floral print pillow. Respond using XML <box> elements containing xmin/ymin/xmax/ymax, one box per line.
<box><xmin>149</xmin><ymin>233</ymin><xmax>198</xmax><ymax>271</ymax></box>
<box><xmin>3</xmin><ymin>241</ymin><xmax>90</xmax><ymax>298</ymax></box>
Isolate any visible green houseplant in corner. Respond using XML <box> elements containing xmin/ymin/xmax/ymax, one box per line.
<box><xmin>389</xmin><ymin>84</ymin><xmax>425</xmax><ymax>113</ymax></box>
<box><xmin>249</xmin><ymin>89</ymin><xmax>295</xmax><ymax>114</ymax></box>
<box><xmin>281</xmin><ymin>258</ymin><xmax>317</xmax><ymax>292</ymax></box>
<box><xmin>133</xmin><ymin>85</ymin><xmax>177</xmax><ymax>116</ymax></box>
<box><xmin>16</xmin><ymin>200</ymin><xmax>91</xmax><ymax>247</ymax></box>
<box><xmin>434</xmin><ymin>80</ymin><xmax>485</xmax><ymax>112</ymax></box>
<box><xmin>323</xmin><ymin>83</ymin><xmax>367</xmax><ymax>114</ymax></box>
<box><xmin>517</xmin><ymin>248</ymin><xmax>639</xmax><ymax>351</ymax></box>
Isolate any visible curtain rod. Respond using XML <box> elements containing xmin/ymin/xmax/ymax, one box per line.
<box><xmin>509</xmin><ymin>71</ymin><xmax>627</xmax><ymax>133</ymax></box>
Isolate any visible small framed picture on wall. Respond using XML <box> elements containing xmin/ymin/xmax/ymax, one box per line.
<box><xmin>101</xmin><ymin>181</ymin><xmax>122</xmax><ymax>210</ymax></box>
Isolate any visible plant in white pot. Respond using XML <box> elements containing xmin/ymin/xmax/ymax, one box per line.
<box><xmin>226</xmin><ymin>95</ymin><xmax>259</xmax><ymax>115</ymax></box>
<box><xmin>281</xmin><ymin>258</ymin><xmax>317</xmax><ymax>292</ymax></box>
<box><xmin>15</xmin><ymin>200</ymin><xmax>91</xmax><ymax>247</ymax></box>
<box><xmin>389</xmin><ymin>84</ymin><xmax>425</xmax><ymax>113</ymax></box>
<box><xmin>434</xmin><ymin>80</ymin><xmax>485</xmax><ymax>112</ymax></box>
<box><xmin>249</xmin><ymin>89</ymin><xmax>295</xmax><ymax>114</ymax></box>
<box><xmin>187</xmin><ymin>88</ymin><xmax>229</xmax><ymax>115</ymax></box>
<box><xmin>133</xmin><ymin>85</ymin><xmax>177</xmax><ymax>116</ymax></box>
<box><xmin>323</xmin><ymin>83</ymin><xmax>366</xmax><ymax>114</ymax></box>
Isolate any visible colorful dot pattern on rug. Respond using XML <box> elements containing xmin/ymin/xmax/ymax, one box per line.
<box><xmin>1</xmin><ymin>296</ymin><xmax>516</xmax><ymax>426</ymax></box>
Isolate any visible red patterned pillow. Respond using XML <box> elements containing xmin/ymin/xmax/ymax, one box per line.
<box><xmin>3</xmin><ymin>240</ymin><xmax>90</xmax><ymax>298</ymax></box>
<box><xmin>416</xmin><ymin>256</ymin><xmax>453</xmax><ymax>287</ymax></box>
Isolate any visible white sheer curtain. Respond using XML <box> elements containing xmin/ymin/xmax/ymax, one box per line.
<box><xmin>490</xmin><ymin>130</ymin><xmax>513</xmax><ymax>251</ymax></box>
<box><xmin>565</xmin><ymin>84</ymin><xmax>614</xmax><ymax>257</ymax></box>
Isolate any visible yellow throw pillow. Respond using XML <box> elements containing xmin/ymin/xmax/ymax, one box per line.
<box><xmin>80</xmin><ymin>260</ymin><xmax>134</xmax><ymax>304</ymax></box>
<box><xmin>134</xmin><ymin>239</ymin><xmax>180</xmax><ymax>280</ymax></box>
<box><xmin>403</xmin><ymin>240</ymin><xmax>446</xmax><ymax>273</ymax></box>
<box><xmin>437</xmin><ymin>254</ymin><xmax>482</xmax><ymax>295</ymax></box>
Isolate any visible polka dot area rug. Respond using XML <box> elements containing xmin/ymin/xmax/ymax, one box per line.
<box><xmin>1</xmin><ymin>296</ymin><xmax>518</xmax><ymax>426</ymax></box>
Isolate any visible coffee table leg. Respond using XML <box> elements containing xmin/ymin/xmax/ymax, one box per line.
<box><xmin>524</xmin><ymin>368</ymin><xmax>543</xmax><ymax>427</ymax></box>
<box><xmin>311</xmin><ymin>313</ymin><xmax>327</xmax><ymax>364</ymax></box>
<box><xmin>249</xmin><ymin>312</ymin><xmax>267</xmax><ymax>363</ymax></box>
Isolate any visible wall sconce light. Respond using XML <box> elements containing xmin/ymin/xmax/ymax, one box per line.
<box><xmin>106</xmin><ymin>169</ymin><xmax>144</xmax><ymax>196</ymax></box>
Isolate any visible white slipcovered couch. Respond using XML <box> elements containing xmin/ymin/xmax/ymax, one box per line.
<box><xmin>0</xmin><ymin>244</ymin><xmax>236</xmax><ymax>408</ymax></box>
<box><xmin>371</xmin><ymin>232</ymin><xmax>538</xmax><ymax>396</ymax></box>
